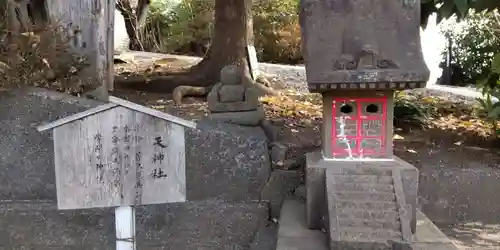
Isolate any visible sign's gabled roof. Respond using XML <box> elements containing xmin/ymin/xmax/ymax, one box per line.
<box><xmin>36</xmin><ymin>96</ymin><xmax>197</xmax><ymax>132</ymax></box>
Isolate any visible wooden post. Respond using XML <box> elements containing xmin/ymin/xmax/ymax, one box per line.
<box><xmin>107</xmin><ymin>0</ymin><xmax>116</xmax><ymax>91</ymax></box>
<box><xmin>45</xmin><ymin>0</ymin><xmax>114</xmax><ymax>99</ymax></box>
<box><xmin>116</xmin><ymin>206</ymin><xmax>136</xmax><ymax>250</ymax></box>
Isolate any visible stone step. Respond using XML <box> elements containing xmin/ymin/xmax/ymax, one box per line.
<box><xmin>338</xmin><ymin>218</ymin><xmax>401</xmax><ymax>230</ymax></box>
<box><xmin>332</xmin><ymin>182</ymin><xmax>394</xmax><ymax>193</ymax></box>
<box><xmin>331</xmin><ymin>191</ymin><xmax>396</xmax><ymax>202</ymax></box>
<box><xmin>337</xmin><ymin>227</ymin><xmax>402</xmax><ymax>241</ymax></box>
<box><xmin>276</xmin><ymin>200</ymin><xmax>328</xmax><ymax>250</ymax></box>
<box><xmin>339</xmin><ymin>167</ymin><xmax>393</xmax><ymax>176</ymax></box>
<box><xmin>276</xmin><ymin>198</ymin><xmax>459</xmax><ymax>250</ymax></box>
<box><xmin>335</xmin><ymin>199</ymin><xmax>399</xmax><ymax>211</ymax></box>
<box><xmin>336</xmin><ymin>208</ymin><xmax>400</xmax><ymax>221</ymax></box>
<box><xmin>332</xmin><ymin>174</ymin><xmax>393</xmax><ymax>184</ymax></box>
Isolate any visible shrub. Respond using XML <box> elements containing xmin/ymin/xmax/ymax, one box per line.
<box><xmin>440</xmin><ymin>11</ymin><xmax>500</xmax><ymax>86</ymax></box>
<box><xmin>253</xmin><ymin>0</ymin><xmax>302</xmax><ymax>64</ymax></box>
<box><xmin>0</xmin><ymin>8</ymin><xmax>91</xmax><ymax>94</ymax></box>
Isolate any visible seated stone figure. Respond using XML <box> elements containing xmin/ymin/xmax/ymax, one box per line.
<box><xmin>207</xmin><ymin>65</ymin><xmax>265</xmax><ymax>126</ymax></box>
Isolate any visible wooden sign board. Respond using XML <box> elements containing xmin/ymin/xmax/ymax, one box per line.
<box><xmin>37</xmin><ymin>97</ymin><xmax>196</xmax><ymax>210</ymax></box>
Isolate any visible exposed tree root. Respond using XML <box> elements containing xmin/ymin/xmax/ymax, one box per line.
<box><xmin>172</xmin><ymin>85</ymin><xmax>210</xmax><ymax>105</ymax></box>
<box><xmin>115</xmin><ymin>56</ymin><xmax>281</xmax><ymax>105</ymax></box>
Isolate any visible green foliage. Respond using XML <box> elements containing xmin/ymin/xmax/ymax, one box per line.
<box><xmin>422</xmin><ymin>0</ymin><xmax>500</xmax><ymax>26</ymax></box>
<box><xmin>475</xmin><ymin>53</ymin><xmax>500</xmax><ymax>134</ymax></box>
<box><xmin>477</xmin><ymin>53</ymin><xmax>500</xmax><ymax>95</ymax></box>
<box><xmin>142</xmin><ymin>0</ymin><xmax>213</xmax><ymax>53</ymax></box>
<box><xmin>440</xmin><ymin>11</ymin><xmax>500</xmax><ymax>86</ymax></box>
<box><xmin>141</xmin><ymin>0</ymin><xmax>500</xmax><ymax>64</ymax></box>
<box><xmin>253</xmin><ymin>0</ymin><xmax>301</xmax><ymax>64</ymax></box>
<box><xmin>394</xmin><ymin>92</ymin><xmax>428</xmax><ymax>125</ymax></box>
<box><xmin>476</xmin><ymin>91</ymin><xmax>500</xmax><ymax>133</ymax></box>
<box><xmin>143</xmin><ymin>0</ymin><xmax>302</xmax><ymax>64</ymax></box>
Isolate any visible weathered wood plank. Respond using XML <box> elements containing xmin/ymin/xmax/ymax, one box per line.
<box><xmin>105</xmin><ymin>0</ymin><xmax>116</xmax><ymax>91</ymax></box>
<box><xmin>36</xmin><ymin>103</ymin><xmax>118</xmax><ymax>132</ymax></box>
<box><xmin>38</xmin><ymin>97</ymin><xmax>196</xmax><ymax>132</ymax></box>
<box><xmin>53</xmin><ymin>107</ymin><xmax>186</xmax><ymax>209</ymax></box>
<box><xmin>138</xmin><ymin>120</ymin><xmax>186</xmax><ymax>204</ymax></box>
<box><xmin>46</xmin><ymin>0</ymin><xmax>114</xmax><ymax>95</ymax></box>
<box><xmin>109</xmin><ymin>96</ymin><xmax>197</xmax><ymax>129</ymax></box>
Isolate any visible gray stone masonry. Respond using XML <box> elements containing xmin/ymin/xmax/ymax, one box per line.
<box><xmin>325</xmin><ymin>168</ymin><xmax>412</xmax><ymax>249</ymax></box>
<box><xmin>305</xmin><ymin>151</ymin><xmax>418</xmax><ymax>235</ymax></box>
<box><xmin>0</xmin><ymin>200</ymin><xmax>268</xmax><ymax>249</ymax></box>
<box><xmin>0</xmin><ymin>88</ymin><xmax>271</xmax><ymax>202</ymax></box>
<box><xmin>276</xmin><ymin>198</ymin><xmax>459</xmax><ymax>250</ymax></box>
<box><xmin>0</xmin><ymin>88</ymin><xmax>276</xmax><ymax>248</ymax></box>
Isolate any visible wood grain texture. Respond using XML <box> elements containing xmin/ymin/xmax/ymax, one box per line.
<box><xmin>104</xmin><ymin>0</ymin><xmax>116</xmax><ymax>91</ymax></box>
<box><xmin>37</xmin><ymin>103</ymin><xmax>118</xmax><ymax>132</ymax></box>
<box><xmin>109</xmin><ymin>96</ymin><xmax>197</xmax><ymax>129</ymax></box>
<box><xmin>38</xmin><ymin>96</ymin><xmax>196</xmax><ymax>132</ymax></box>
<box><xmin>46</xmin><ymin>0</ymin><xmax>114</xmax><ymax>92</ymax></box>
<box><xmin>53</xmin><ymin>106</ymin><xmax>186</xmax><ymax>210</ymax></box>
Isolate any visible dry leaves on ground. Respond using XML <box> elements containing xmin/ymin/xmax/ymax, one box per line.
<box><xmin>261</xmin><ymin>87</ymin><xmax>497</xmax><ymax>139</ymax></box>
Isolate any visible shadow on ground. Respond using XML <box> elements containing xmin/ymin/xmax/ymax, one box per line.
<box><xmin>394</xmin><ymin>127</ymin><xmax>500</xmax><ymax>249</ymax></box>
<box><xmin>436</xmin><ymin>222</ymin><xmax>500</xmax><ymax>249</ymax></box>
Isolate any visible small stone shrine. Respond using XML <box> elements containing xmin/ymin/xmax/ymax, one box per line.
<box><xmin>207</xmin><ymin>65</ymin><xmax>265</xmax><ymax>126</ymax></box>
<box><xmin>299</xmin><ymin>0</ymin><xmax>429</xmax><ymax>249</ymax></box>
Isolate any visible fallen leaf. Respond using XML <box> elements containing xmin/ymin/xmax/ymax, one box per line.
<box><xmin>153</xmin><ymin>58</ymin><xmax>178</xmax><ymax>65</ymax></box>
<box><xmin>407</xmin><ymin>149</ymin><xmax>417</xmax><ymax>154</ymax></box>
<box><xmin>393</xmin><ymin>134</ymin><xmax>405</xmax><ymax>140</ymax></box>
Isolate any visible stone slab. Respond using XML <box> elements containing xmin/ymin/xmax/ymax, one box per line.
<box><xmin>276</xmin><ymin>198</ymin><xmax>458</xmax><ymax>250</ymax></box>
<box><xmin>0</xmin><ymin>88</ymin><xmax>270</xmax><ymax>202</ymax></box>
<box><xmin>261</xmin><ymin>170</ymin><xmax>302</xmax><ymax>219</ymax></box>
<box><xmin>0</xmin><ymin>89</ymin><xmax>102</xmax><ymax>201</ymax></box>
<box><xmin>0</xmin><ymin>200</ymin><xmax>268</xmax><ymax>249</ymax></box>
<box><xmin>305</xmin><ymin>151</ymin><xmax>418</xmax><ymax>233</ymax></box>
<box><xmin>207</xmin><ymin>108</ymin><xmax>265</xmax><ymax>126</ymax></box>
<box><xmin>412</xmin><ymin>210</ymin><xmax>458</xmax><ymax>250</ymax></box>
<box><xmin>185</xmin><ymin>118</ymin><xmax>270</xmax><ymax>201</ymax></box>
<box><xmin>276</xmin><ymin>199</ymin><xmax>328</xmax><ymax>250</ymax></box>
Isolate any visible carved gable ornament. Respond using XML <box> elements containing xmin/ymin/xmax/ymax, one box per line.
<box><xmin>300</xmin><ymin>0</ymin><xmax>430</xmax><ymax>92</ymax></box>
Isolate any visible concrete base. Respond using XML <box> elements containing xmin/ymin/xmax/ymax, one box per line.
<box><xmin>305</xmin><ymin>151</ymin><xmax>419</xmax><ymax>233</ymax></box>
<box><xmin>277</xmin><ymin>199</ymin><xmax>458</xmax><ymax>250</ymax></box>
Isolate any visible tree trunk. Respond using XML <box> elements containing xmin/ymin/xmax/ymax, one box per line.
<box><xmin>116</xmin><ymin>0</ymin><xmax>149</xmax><ymax>51</ymax></box>
<box><xmin>116</xmin><ymin>0</ymin><xmax>277</xmax><ymax>104</ymax></box>
<box><xmin>190</xmin><ymin>0</ymin><xmax>253</xmax><ymax>85</ymax></box>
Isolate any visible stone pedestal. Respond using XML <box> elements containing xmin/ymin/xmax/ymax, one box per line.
<box><xmin>305</xmin><ymin>151</ymin><xmax>419</xmax><ymax>234</ymax></box>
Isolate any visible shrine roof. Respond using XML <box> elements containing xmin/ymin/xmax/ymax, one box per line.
<box><xmin>36</xmin><ymin>96</ymin><xmax>197</xmax><ymax>132</ymax></box>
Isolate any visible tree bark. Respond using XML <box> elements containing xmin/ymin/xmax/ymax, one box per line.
<box><xmin>190</xmin><ymin>0</ymin><xmax>253</xmax><ymax>85</ymax></box>
<box><xmin>116</xmin><ymin>0</ymin><xmax>148</xmax><ymax>51</ymax></box>
<box><xmin>116</xmin><ymin>0</ymin><xmax>278</xmax><ymax>104</ymax></box>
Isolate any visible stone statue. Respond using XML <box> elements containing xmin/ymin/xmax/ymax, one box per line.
<box><xmin>207</xmin><ymin>65</ymin><xmax>265</xmax><ymax>126</ymax></box>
